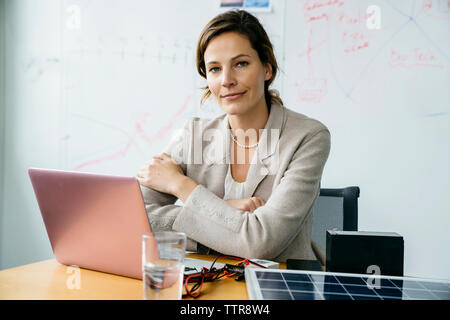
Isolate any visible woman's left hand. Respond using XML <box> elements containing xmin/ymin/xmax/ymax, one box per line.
<box><xmin>136</xmin><ymin>153</ymin><xmax>185</xmax><ymax>195</ymax></box>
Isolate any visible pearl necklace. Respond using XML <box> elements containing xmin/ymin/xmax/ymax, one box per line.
<box><xmin>230</xmin><ymin>132</ymin><xmax>259</xmax><ymax>149</ymax></box>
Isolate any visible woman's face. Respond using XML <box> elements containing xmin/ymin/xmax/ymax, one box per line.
<box><xmin>204</xmin><ymin>32</ymin><xmax>272</xmax><ymax>116</ymax></box>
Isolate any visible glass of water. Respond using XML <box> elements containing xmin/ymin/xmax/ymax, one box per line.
<box><xmin>142</xmin><ymin>231</ymin><xmax>186</xmax><ymax>300</ymax></box>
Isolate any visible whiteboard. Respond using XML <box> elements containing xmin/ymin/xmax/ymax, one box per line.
<box><xmin>3</xmin><ymin>0</ymin><xmax>449</xmax><ymax>279</ymax></box>
<box><xmin>61</xmin><ymin>0</ymin><xmax>450</xmax><ymax>279</ymax></box>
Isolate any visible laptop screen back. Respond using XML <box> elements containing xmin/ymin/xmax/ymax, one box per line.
<box><xmin>28</xmin><ymin>168</ymin><xmax>151</xmax><ymax>279</ymax></box>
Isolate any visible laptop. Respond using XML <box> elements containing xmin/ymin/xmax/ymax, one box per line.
<box><xmin>29</xmin><ymin>167</ymin><xmax>156</xmax><ymax>279</ymax></box>
<box><xmin>29</xmin><ymin>168</ymin><xmax>217</xmax><ymax>280</ymax></box>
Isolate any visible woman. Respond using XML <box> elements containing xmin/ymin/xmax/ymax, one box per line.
<box><xmin>136</xmin><ymin>10</ymin><xmax>330</xmax><ymax>261</ymax></box>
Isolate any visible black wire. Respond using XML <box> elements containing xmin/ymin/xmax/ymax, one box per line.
<box><xmin>209</xmin><ymin>254</ymin><xmax>268</xmax><ymax>269</ymax></box>
<box><xmin>185</xmin><ymin>255</ymin><xmax>268</xmax><ymax>298</ymax></box>
<box><xmin>208</xmin><ymin>255</ymin><xmax>222</xmax><ymax>270</ymax></box>
<box><xmin>185</xmin><ymin>267</ymin><xmax>227</xmax><ymax>297</ymax></box>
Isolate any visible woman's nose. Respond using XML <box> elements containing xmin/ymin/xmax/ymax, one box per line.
<box><xmin>221</xmin><ymin>67</ymin><xmax>236</xmax><ymax>87</ymax></box>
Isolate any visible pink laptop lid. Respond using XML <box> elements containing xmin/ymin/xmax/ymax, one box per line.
<box><xmin>28</xmin><ymin>168</ymin><xmax>155</xmax><ymax>279</ymax></box>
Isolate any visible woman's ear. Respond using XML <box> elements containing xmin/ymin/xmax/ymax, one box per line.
<box><xmin>264</xmin><ymin>63</ymin><xmax>273</xmax><ymax>81</ymax></box>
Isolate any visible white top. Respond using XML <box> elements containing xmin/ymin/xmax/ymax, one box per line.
<box><xmin>223</xmin><ymin>164</ymin><xmax>246</xmax><ymax>201</ymax></box>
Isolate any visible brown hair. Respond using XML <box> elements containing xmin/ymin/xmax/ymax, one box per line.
<box><xmin>196</xmin><ymin>9</ymin><xmax>283</xmax><ymax>109</ymax></box>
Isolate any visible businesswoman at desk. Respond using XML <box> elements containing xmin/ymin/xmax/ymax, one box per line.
<box><xmin>136</xmin><ymin>10</ymin><xmax>330</xmax><ymax>261</ymax></box>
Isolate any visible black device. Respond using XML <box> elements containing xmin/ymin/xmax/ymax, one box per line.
<box><xmin>326</xmin><ymin>230</ymin><xmax>404</xmax><ymax>276</ymax></box>
<box><xmin>286</xmin><ymin>259</ymin><xmax>322</xmax><ymax>272</ymax></box>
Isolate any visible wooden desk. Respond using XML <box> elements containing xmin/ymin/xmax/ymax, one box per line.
<box><xmin>0</xmin><ymin>254</ymin><xmax>285</xmax><ymax>300</ymax></box>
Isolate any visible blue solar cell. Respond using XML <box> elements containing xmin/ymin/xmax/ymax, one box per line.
<box><xmin>391</xmin><ymin>279</ymin><xmax>423</xmax><ymax>290</ymax></box>
<box><xmin>282</xmin><ymin>273</ymin><xmax>310</xmax><ymax>282</ymax></box>
<box><xmin>258</xmin><ymin>279</ymin><xmax>288</xmax><ymax>290</ymax></box>
<box><xmin>323</xmin><ymin>275</ymin><xmax>340</xmax><ymax>284</ymax></box>
<box><xmin>292</xmin><ymin>291</ymin><xmax>321</xmax><ymax>300</ymax></box>
<box><xmin>374</xmin><ymin>286</ymin><xmax>403</xmax><ymax>298</ymax></box>
<box><xmin>336</xmin><ymin>276</ymin><xmax>367</xmax><ymax>286</ymax></box>
<box><xmin>344</xmin><ymin>284</ymin><xmax>379</xmax><ymax>297</ymax></box>
<box><xmin>388</xmin><ymin>279</ymin><xmax>404</xmax><ymax>288</ymax></box>
<box><xmin>322</xmin><ymin>283</ymin><xmax>348</xmax><ymax>294</ymax></box>
<box><xmin>286</xmin><ymin>281</ymin><xmax>315</xmax><ymax>292</ymax></box>
<box><xmin>256</xmin><ymin>270</ymin><xmax>283</xmax><ymax>280</ymax></box>
<box><xmin>261</xmin><ymin>290</ymin><xmax>292</xmax><ymax>300</ymax></box>
<box><xmin>380</xmin><ymin>278</ymin><xmax>398</xmax><ymax>288</ymax></box>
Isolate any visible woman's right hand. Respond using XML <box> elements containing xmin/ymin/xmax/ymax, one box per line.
<box><xmin>225</xmin><ymin>197</ymin><xmax>265</xmax><ymax>213</ymax></box>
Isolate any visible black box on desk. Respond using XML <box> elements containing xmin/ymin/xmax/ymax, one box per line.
<box><xmin>326</xmin><ymin>230</ymin><xmax>404</xmax><ymax>276</ymax></box>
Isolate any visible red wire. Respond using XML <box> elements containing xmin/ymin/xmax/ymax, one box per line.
<box><xmin>184</xmin><ymin>267</ymin><xmax>218</xmax><ymax>298</ymax></box>
<box><xmin>183</xmin><ymin>255</ymin><xmax>266</xmax><ymax>298</ymax></box>
<box><xmin>185</xmin><ymin>273</ymin><xmax>205</xmax><ymax>298</ymax></box>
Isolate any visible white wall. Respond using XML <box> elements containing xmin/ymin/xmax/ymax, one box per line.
<box><xmin>1</xmin><ymin>0</ymin><xmax>60</xmax><ymax>268</ymax></box>
<box><xmin>1</xmin><ymin>0</ymin><xmax>449</xmax><ymax>280</ymax></box>
<box><xmin>0</xmin><ymin>0</ymin><xmax>5</xmax><ymax>268</ymax></box>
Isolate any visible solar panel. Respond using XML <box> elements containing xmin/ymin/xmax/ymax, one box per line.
<box><xmin>245</xmin><ymin>268</ymin><xmax>450</xmax><ymax>300</ymax></box>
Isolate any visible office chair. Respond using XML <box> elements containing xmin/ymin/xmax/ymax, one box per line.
<box><xmin>311</xmin><ymin>186</ymin><xmax>360</xmax><ymax>266</ymax></box>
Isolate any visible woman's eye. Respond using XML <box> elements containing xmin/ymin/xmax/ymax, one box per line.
<box><xmin>236</xmin><ymin>61</ymin><xmax>248</xmax><ymax>67</ymax></box>
<box><xmin>209</xmin><ymin>67</ymin><xmax>220</xmax><ymax>73</ymax></box>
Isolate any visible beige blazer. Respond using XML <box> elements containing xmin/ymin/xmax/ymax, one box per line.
<box><xmin>140</xmin><ymin>102</ymin><xmax>331</xmax><ymax>261</ymax></box>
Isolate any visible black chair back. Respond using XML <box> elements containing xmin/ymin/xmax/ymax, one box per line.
<box><xmin>312</xmin><ymin>186</ymin><xmax>360</xmax><ymax>251</ymax></box>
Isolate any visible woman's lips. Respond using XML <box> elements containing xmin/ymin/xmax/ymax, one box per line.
<box><xmin>222</xmin><ymin>91</ymin><xmax>246</xmax><ymax>101</ymax></box>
